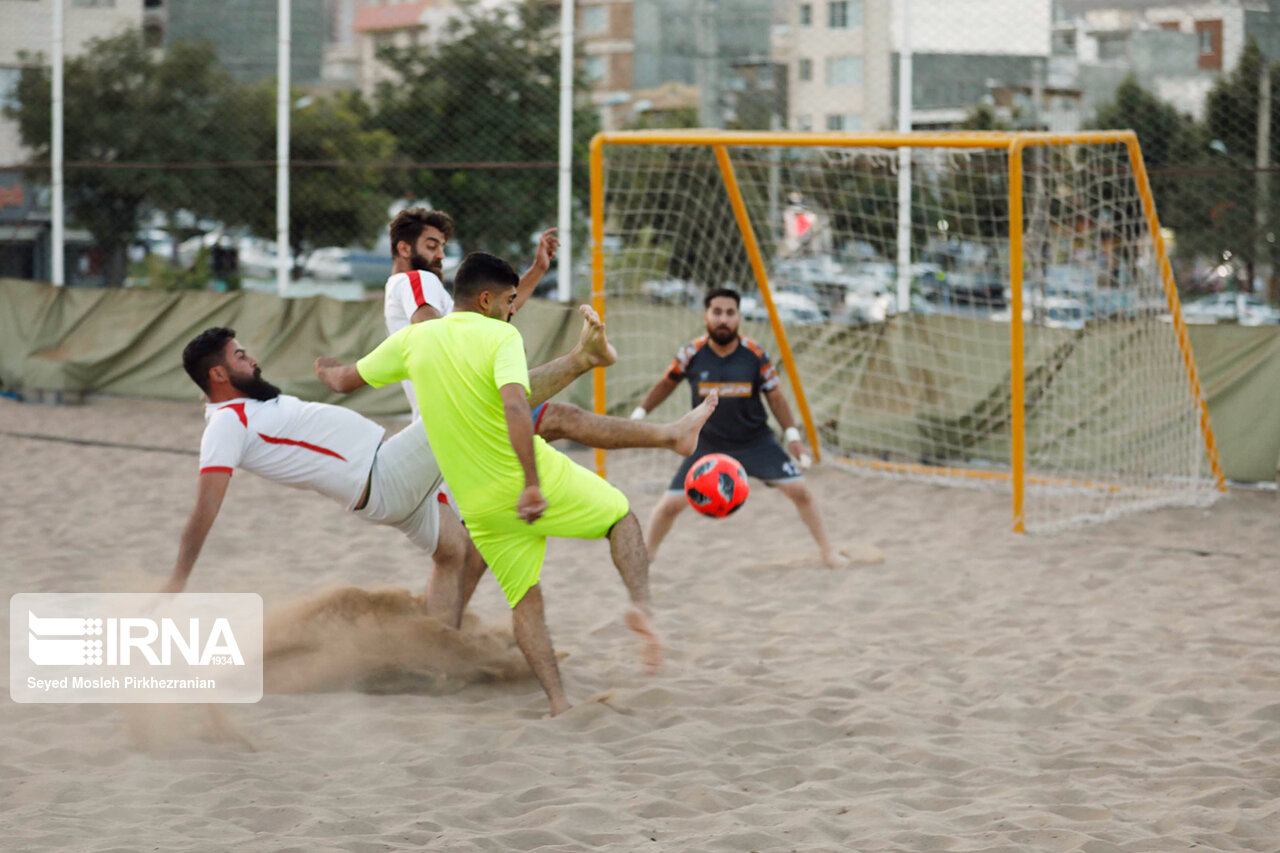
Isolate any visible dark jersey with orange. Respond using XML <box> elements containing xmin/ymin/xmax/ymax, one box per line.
<box><xmin>667</xmin><ymin>335</ymin><xmax>780</xmax><ymax>443</ymax></box>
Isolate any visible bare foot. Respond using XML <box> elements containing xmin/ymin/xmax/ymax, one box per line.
<box><xmin>624</xmin><ymin>607</ymin><xmax>664</xmax><ymax>674</ymax></box>
<box><xmin>825</xmin><ymin>544</ymin><xmax>885</xmax><ymax>568</ymax></box>
<box><xmin>670</xmin><ymin>390</ymin><xmax>718</xmax><ymax>456</ymax></box>
<box><xmin>548</xmin><ymin>698</ymin><xmax>571</xmax><ymax>717</ymax></box>
<box><xmin>822</xmin><ymin>551</ymin><xmax>851</xmax><ymax>569</ymax></box>
<box><xmin>575</xmin><ymin>305</ymin><xmax>617</xmax><ymax>368</ymax></box>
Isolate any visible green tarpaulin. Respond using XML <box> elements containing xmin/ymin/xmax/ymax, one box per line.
<box><xmin>1</xmin><ymin>278</ymin><xmax>1276</xmax><ymax>482</ymax></box>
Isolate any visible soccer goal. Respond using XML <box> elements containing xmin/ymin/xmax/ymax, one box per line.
<box><xmin>588</xmin><ymin>130</ymin><xmax>1226</xmax><ymax>532</ymax></box>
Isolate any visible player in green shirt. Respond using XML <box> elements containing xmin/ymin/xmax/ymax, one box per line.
<box><xmin>335</xmin><ymin>253</ymin><xmax>673</xmax><ymax>715</ymax></box>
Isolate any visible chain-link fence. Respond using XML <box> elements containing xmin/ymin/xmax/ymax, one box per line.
<box><xmin>1</xmin><ymin>0</ymin><xmax>596</xmax><ymax>297</ymax></box>
<box><xmin>4</xmin><ymin>0</ymin><xmax>1280</xmax><ymax>316</ymax></box>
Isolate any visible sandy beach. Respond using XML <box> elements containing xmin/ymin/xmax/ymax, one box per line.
<box><xmin>2</xmin><ymin>395</ymin><xmax>1279</xmax><ymax>852</ymax></box>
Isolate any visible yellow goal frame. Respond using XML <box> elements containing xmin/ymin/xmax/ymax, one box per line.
<box><xmin>589</xmin><ymin>130</ymin><xmax>1227</xmax><ymax>532</ymax></box>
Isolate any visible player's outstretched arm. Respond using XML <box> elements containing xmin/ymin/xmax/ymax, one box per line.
<box><xmin>513</xmin><ymin>228</ymin><xmax>559</xmax><ymax>315</ymax></box>
<box><xmin>765</xmin><ymin>386</ymin><xmax>810</xmax><ymax>466</ymax></box>
<box><xmin>527</xmin><ymin>305</ymin><xmax>615</xmax><ymax>407</ymax></box>
<box><xmin>501</xmin><ymin>383</ymin><xmax>546</xmax><ymax>523</ymax></box>
<box><xmin>315</xmin><ymin>357</ymin><xmax>368</xmax><ymax>394</ymax></box>
<box><xmin>163</xmin><ymin>470</ymin><xmax>231</xmax><ymax>593</ymax></box>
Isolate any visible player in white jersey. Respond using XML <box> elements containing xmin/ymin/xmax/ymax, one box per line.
<box><xmin>164</xmin><ymin>321</ymin><xmax>716</xmax><ymax>630</ymax></box>
<box><xmin>382</xmin><ymin>208</ymin><xmax>629</xmax><ymax>450</ymax></box>
<box><xmin>383</xmin><ymin>208</ymin><xmax>552</xmax><ymax>417</ymax></box>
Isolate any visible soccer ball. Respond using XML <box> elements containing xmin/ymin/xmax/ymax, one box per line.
<box><xmin>683</xmin><ymin>453</ymin><xmax>750</xmax><ymax>518</ymax></box>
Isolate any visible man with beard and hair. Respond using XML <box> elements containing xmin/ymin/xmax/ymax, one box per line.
<box><xmin>383</xmin><ymin>208</ymin><xmax>557</xmax><ymax>417</ymax></box>
<box><xmin>165</xmin><ymin>321</ymin><xmax>717</xmax><ymax>633</ymax></box>
<box><xmin>633</xmin><ymin>287</ymin><xmax>849</xmax><ymax>569</ymax></box>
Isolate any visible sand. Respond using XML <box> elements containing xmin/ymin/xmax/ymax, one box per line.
<box><xmin>2</xmin><ymin>395</ymin><xmax>1280</xmax><ymax>852</ymax></box>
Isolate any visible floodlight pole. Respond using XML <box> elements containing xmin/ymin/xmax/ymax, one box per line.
<box><xmin>556</xmin><ymin>0</ymin><xmax>575</xmax><ymax>301</ymax></box>
<box><xmin>51</xmin><ymin>0</ymin><xmax>64</xmax><ymax>286</ymax></box>
<box><xmin>276</xmin><ymin>0</ymin><xmax>291</xmax><ymax>298</ymax></box>
<box><xmin>895</xmin><ymin>0</ymin><xmax>912</xmax><ymax>313</ymax></box>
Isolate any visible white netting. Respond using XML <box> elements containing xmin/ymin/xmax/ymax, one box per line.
<box><xmin>594</xmin><ymin>134</ymin><xmax>1220</xmax><ymax>531</ymax></box>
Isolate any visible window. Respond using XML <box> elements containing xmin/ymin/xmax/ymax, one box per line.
<box><xmin>0</xmin><ymin>67</ymin><xmax>20</xmax><ymax>112</ymax></box>
<box><xmin>796</xmin><ymin>115</ymin><xmax>813</xmax><ymax>131</ymax></box>
<box><xmin>799</xmin><ymin>4</ymin><xmax>811</xmax><ymax>26</ymax></box>
<box><xmin>581</xmin><ymin>5</ymin><xmax>608</xmax><ymax>36</ymax></box>
<box><xmin>584</xmin><ymin>55</ymin><xmax>606</xmax><ymax>82</ymax></box>
<box><xmin>1195</xmin><ymin>19</ymin><xmax>1222</xmax><ymax>70</ymax></box>
<box><xmin>826</xmin><ymin>113</ymin><xmax>861</xmax><ymax>131</ymax></box>
<box><xmin>798</xmin><ymin>58</ymin><xmax>812</xmax><ymax>82</ymax></box>
<box><xmin>828</xmin><ymin>0</ymin><xmax>860</xmax><ymax>28</ymax></box>
<box><xmin>825</xmin><ymin>55</ymin><xmax>862</xmax><ymax>86</ymax></box>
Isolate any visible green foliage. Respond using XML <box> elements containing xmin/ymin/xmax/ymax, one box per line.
<box><xmin>367</xmin><ymin>1</ymin><xmax>599</xmax><ymax>258</ymax></box>
<box><xmin>8</xmin><ymin>34</ymin><xmax>238</xmax><ymax>286</ymax></box>
<box><xmin>958</xmin><ymin>103</ymin><xmax>1012</xmax><ymax>131</ymax></box>
<box><xmin>215</xmin><ymin>85</ymin><xmax>395</xmax><ymax>272</ymax></box>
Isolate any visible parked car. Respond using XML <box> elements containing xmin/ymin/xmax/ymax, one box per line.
<box><xmin>1180</xmin><ymin>292</ymin><xmax>1280</xmax><ymax>326</ymax></box>
<box><xmin>741</xmin><ymin>292</ymin><xmax>826</xmax><ymax>325</ymax></box>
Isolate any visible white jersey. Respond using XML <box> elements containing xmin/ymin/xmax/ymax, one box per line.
<box><xmin>384</xmin><ymin>269</ymin><xmax>453</xmax><ymax>415</ymax></box>
<box><xmin>199</xmin><ymin>395</ymin><xmax>385</xmax><ymax>510</ymax></box>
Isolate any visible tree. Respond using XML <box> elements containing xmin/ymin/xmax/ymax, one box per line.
<box><xmin>1091</xmin><ymin>76</ymin><xmax>1209</xmax><ymax>265</ymax></box>
<box><xmin>1201</xmin><ymin>40</ymin><xmax>1280</xmax><ymax>289</ymax></box>
<box><xmin>367</xmin><ymin>1</ymin><xmax>599</xmax><ymax>258</ymax></box>
<box><xmin>8</xmin><ymin>34</ymin><xmax>240</xmax><ymax>286</ymax></box>
<box><xmin>215</xmin><ymin>85</ymin><xmax>396</xmax><ymax>275</ymax></box>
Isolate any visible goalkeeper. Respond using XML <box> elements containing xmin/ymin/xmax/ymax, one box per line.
<box><xmin>634</xmin><ymin>288</ymin><xmax>849</xmax><ymax>568</ymax></box>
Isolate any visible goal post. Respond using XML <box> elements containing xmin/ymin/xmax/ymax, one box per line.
<box><xmin>589</xmin><ymin>130</ymin><xmax>1226</xmax><ymax>532</ymax></box>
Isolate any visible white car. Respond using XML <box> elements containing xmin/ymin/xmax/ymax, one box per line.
<box><xmin>741</xmin><ymin>292</ymin><xmax>826</xmax><ymax>325</ymax></box>
<box><xmin>303</xmin><ymin>247</ymin><xmax>354</xmax><ymax>281</ymax></box>
<box><xmin>1181</xmin><ymin>292</ymin><xmax>1280</xmax><ymax>326</ymax></box>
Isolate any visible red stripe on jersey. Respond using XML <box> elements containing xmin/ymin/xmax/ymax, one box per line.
<box><xmin>199</xmin><ymin>466</ymin><xmax>233</xmax><ymax>476</ymax></box>
<box><xmin>437</xmin><ymin>492</ymin><xmax>449</xmax><ymax>504</ymax></box>
<box><xmin>257</xmin><ymin>433</ymin><xmax>348</xmax><ymax>461</ymax></box>
<box><xmin>219</xmin><ymin>402</ymin><xmax>248</xmax><ymax>427</ymax></box>
<box><xmin>408</xmin><ymin>270</ymin><xmax>426</xmax><ymax>308</ymax></box>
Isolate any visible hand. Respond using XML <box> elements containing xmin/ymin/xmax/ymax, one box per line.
<box><xmin>532</xmin><ymin>228</ymin><xmax>559</xmax><ymax>274</ymax></box>
<box><xmin>517</xmin><ymin>485</ymin><xmax>547</xmax><ymax>524</ymax></box>
<box><xmin>574</xmin><ymin>304</ymin><xmax>617</xmax><ymax>369</ymax></box>
<box><xmin>314</xmin><ymin>356</ymin><xmax>341</xmax><ymax>379</ymax></box>
<box><xmin>788</xmin><ymin>439</ymin><xmax>805</xmax><ymax>462</ymax></box>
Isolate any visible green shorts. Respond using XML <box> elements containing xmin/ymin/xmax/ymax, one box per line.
<box><xmin>466</xmin><ymin>451</ymin><xmax>631</xmax><ymax>607</ymax></box>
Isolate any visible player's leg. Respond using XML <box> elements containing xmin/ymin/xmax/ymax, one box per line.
<box><xmin>645</xmin><ymin>449</ymin><xmax>701</xmax><ymax>559</ymax></box>
<box><xmin>421</xmin><ymin>504</ymin><xmax>480</xmax><ymax>628</ymax></box>
<box><xmin>527</xmin><ymin>451</ymin><xmax>664</xmax><ymax>671</ymax></box>
<box><xmin>606</xmin><ymin>511</ymin><xmax>663</xmax><ymax>672</ymax></box>
<box><xmin>644</xmin><ymin>493</ymin><xmax>688</xmax><ymax>562</ymax></box>
<box><xmin>735</xmin><ymin>433</ymin><xmax>849</xmax><ymax>569</ymax></box>
<box><xmin>527</xmin><ymin>305</ymin><xmax>616</xmax><ymax>406</ymax></box>
<box><xmin>770</xmin><ymin>479</ymin><xmax>847</xmax><ymax>568</ymax></box>
<box><xmin>511</xmin><ymin>584</ymin><xmax>569</xmax><ymax>716</ymax></box>
<box><xmin>536</xmin><ymin>391</ymin><xmax>717</xmax><ymax>456</ymax></box>
<box><xmin>357</xmin><ymin>422</ymin><xmax>480</xmax><ymax>619</ymax></box>
<box><xmin>466</xmin><ymin>522</ymin><xmax>568</xmax><ymax>714</ymax></box>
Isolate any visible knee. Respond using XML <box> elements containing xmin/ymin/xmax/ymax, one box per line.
<box><xmin>656</xmin><ymin>495</ymin><xmax>686</xmax><ymax>518</ymax></box>
<box><xmin>536</xmin><ymin>402</ymin><xmax>580</xmax><ymax>442</ymax></box>
<box><xmin>785</xmin><ymin>484</ymin><xmax>814</xmax><ymax>506</ymax></box>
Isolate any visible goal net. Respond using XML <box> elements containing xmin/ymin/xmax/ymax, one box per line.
<box><xmin>589</xmin><ymin>131</ymin><xmax>1224</xmax><ymax>532</ymax></box>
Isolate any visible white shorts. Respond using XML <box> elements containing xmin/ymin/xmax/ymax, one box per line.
<box><xmin>353</xmin><ymin>420</ymin><xmax>444</xmax><ymax>553</ymax></box>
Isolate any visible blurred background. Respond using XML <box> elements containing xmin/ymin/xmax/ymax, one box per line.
<box><xmin>3</xmin><ymin>0</ymin><xmax>1280</xmax><ymax>325</ymax></box>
